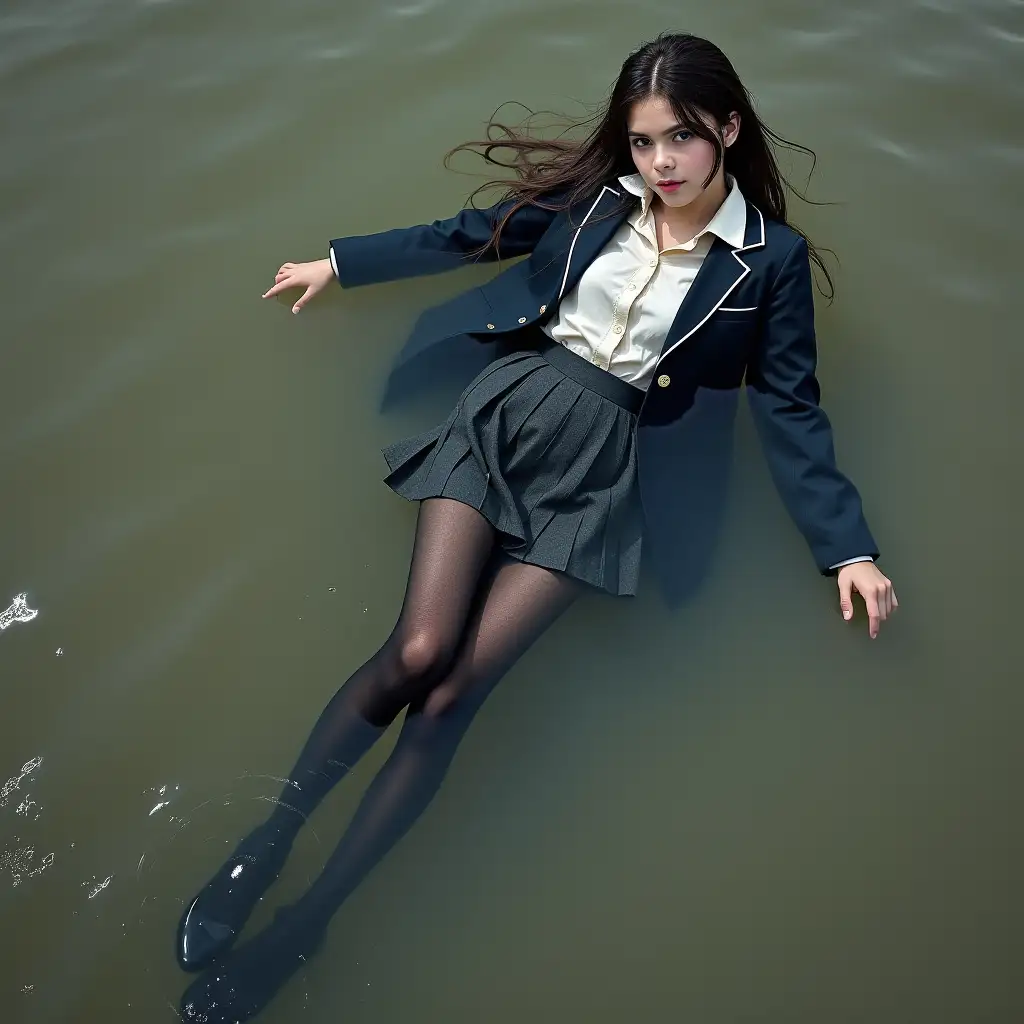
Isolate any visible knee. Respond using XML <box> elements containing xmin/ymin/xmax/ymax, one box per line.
<box><xmin>421</xmin><ymin>672</ymin><xmax>481</xmax><ymax>720</ymax></box>
<box><xmin>392</xmin><ymin>630</ymin><xmax>454</xmax><ymax>687</ymax></box>
<box><xmin>360</xmin><ymin>631</ymin><xmax>459</xmax><ymax>728</ymax></box>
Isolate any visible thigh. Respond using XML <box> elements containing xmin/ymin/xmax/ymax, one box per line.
<box><xmin>414</xmin><ymin>552</ymin><xmax>585</xmax><ymax>719</ymax></box>
<box><xmin>391</xmin><ymin>497</ymin><xmax>497</xmax><ymax>654</ymax></box>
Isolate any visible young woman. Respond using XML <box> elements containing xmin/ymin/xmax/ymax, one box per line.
<box><xmin>177</xmin><ymin>31</ymin><xmax>897</xmax><ymax>1022</ymax></box>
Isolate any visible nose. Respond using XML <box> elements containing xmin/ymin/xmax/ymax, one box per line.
<box><xmin>652</xmin><ymin>145</ymin><xmax>674</xmax><ymax>174</ymax></box>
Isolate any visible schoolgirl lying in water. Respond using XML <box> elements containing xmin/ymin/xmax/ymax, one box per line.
<box><xmin>177</xmin><ymin>31</ymin><xmax>898</xmax><ymax>1023</ymax></box>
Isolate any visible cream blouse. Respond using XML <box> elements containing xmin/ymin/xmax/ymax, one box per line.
<box><xmin>543</xmin><ymin>173</ymin><xmax>748</xmax><ymax>391</ymax></box>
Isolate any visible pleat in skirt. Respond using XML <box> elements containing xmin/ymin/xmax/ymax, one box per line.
<box><xmin>381</xmin><ymin>329</ymin><xmax>645</xmax><ymax>596</ymax></box>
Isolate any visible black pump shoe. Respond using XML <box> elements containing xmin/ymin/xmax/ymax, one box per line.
<box><xmin>179</xmin><ymin>906</ymin><xmax>325</xmax><ymax>1023</ymax></box>
<box><xmin>176</xmin><ymin>824</ymin><xmax>293</xmax><ymax>971</ymax></box>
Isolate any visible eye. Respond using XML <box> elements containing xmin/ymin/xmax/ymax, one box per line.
<box><xmin>674</xmin><ymin>130</ymin><xmax>694</xmax><ymax>142</ymax></box>
<box><xmin>631</xmin><ymin>137</ymin><xmax>650</xmax><ymax>148</ymax></box>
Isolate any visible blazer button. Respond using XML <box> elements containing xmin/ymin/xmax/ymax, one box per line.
<box><xmin>486</xmin><ymin>323</ymin><xmax>495</xmax><ymax>330</ymax></box>
<box><xmin>518</xmin><ymin>316</ymin><xmax>527</xmax><ymax>324</ymax></box>
<box><xmin>539</xmin><ymin>305</ymin><xmax>547</xmax><ymax>314</ymax></box>
<box><xmin>657</xmin><ymin>374</ymin><xmax>671</xmax><ymax>388</ymax></box>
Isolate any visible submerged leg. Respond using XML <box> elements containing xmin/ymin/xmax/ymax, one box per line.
<box><xmin>177</xmin><ymin>498</ymin><xmax>496</xmax><ymax>970</ymax></box>
<box><xmin>180</xmin><ymin>555</ymin><xmax>583</xmax><ymax>1022</ymax></box>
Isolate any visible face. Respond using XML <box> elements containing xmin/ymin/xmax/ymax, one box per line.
<box><xmin>626</xmin><ymin>95</ymin><xmax>740</xmax><ymax>210</ymax></box>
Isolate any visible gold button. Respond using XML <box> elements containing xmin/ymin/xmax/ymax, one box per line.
<box><xmin>539</xmin><ymin>305</ymin><xmax>546</xmax><ymax>313</ymax></box>
<box><xmin>518</xmin><ymin>316</ymin><xmax>527</xmax><ymax>324</ymax></box>
<box><xmin>486</xmin><ymin>323</ymin><xmax>495</xmax><ymax>330</ymax></box>
<box><xmin>657</xmin><ymin>374</ymin><xmax>671</xmax><ymax>388</ymax></box>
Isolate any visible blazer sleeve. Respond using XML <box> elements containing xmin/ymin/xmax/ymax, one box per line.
<box><xmin>745</xmin><ymin>237</ymin><xmax>879</xmax><ymax>574</ymax></box>
<box><xmin>329</xmin><ymin>193</ymin><xmax>563</xmax><ymax>289</ymax></box>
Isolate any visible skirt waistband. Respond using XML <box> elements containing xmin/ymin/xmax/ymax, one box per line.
<box><xmin>523</xmin><ymin>328</ymin><xmax>645</xmax><ymax>415</ymax></box>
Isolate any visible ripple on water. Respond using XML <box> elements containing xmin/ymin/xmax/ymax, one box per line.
<box><xmin>1</xmin><ymin>847</ymin><xmax>55</xmax><ymax>887</ymax></box>
<box><xmin>0</xmin><ymin>757</ymin><xmax>43</xmax><ymax>808</ymax></box>
<box><xmin>309</xmin><ymin>42</ymin><xmax>363</xmax><ymax>62</ymax></box>
<box><xmin>1</xmin><ymin>756</ymin><xmax>54</xmax><ymax>888</ymax></box>
<box><xmin>783</xmin><ymin>24</ymin><xmax>868</xmax><ymax>49</ymax></box>
<box><xmin>390</xmin><ymin>0</ymin><xmax>438</xmax><ymax>16</ymax></box>
<box><xmin>82</xmin><ymin>873</ymin><xmax>115</xmax><ymax>899</ymax></box>
<box><xmin>890</xmin><ymin>52</ymin><xmax>946</xmax><ymax>79</ymax></box>
<box><xmin>982</xmin><ymin>142</ymin><xmax>1024</xmax><ymax>167</ymax></box>
<box><xmin>861</xmin><ymin>131</ymin><xmax>925</xmax><ymax>167</ymax></box>
<box><xmin>984</xmin><ymin>23</ymin><xmax>1024</xmax><ymax>45</ymax></box>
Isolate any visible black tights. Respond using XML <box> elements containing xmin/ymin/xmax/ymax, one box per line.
<box><xmin>263</xmin><ymin>498</ymin><xmax>581</xmax><ymax>927</ymax></box>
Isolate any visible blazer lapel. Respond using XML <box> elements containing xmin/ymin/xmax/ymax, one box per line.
<box><xmin>657</xmin><ymin>202</ymin><xmax>766</xmax><ymax>363</ymax></box>
<box><xmin>550</xmin><ymin>184</ymin><xmax>634</xmax><ymax>302</ymax></box>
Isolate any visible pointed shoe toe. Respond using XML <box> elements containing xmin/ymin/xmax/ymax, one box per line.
<box><xmin>176</xmin><ymin>897</ymin><xmax>237</xmax><ymax>971</ymax></box>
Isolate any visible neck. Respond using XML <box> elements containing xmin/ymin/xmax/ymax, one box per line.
<box><xmin>655</xmin><ymin>174</ymin><xmax>729</xmax><ymax>238</ymax></box>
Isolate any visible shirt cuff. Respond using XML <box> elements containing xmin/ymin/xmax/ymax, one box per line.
<box><xmin>830</xmin><ymin>556</ymin><xmax>874</xmax><ymax>570</ymax></box>
<box><xmin>329</xmin><ymin>245</ymin><xmax>339</xmax><ymax>280</ymax></box>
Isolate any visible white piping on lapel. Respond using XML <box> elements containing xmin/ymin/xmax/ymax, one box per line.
<box><xmin>656</xmin><ymin>204</ymin><xmax>766</xmax><ymax>364</ymax></box>
<box><xmin>718</xmin><ymin>306</ymin><xmax>757</xmax><ymax>312</ymax></box>
<box><xmin>557</xmin><ymin>185</ymin><xmax>621</xmax><ymax>302</ymax></box>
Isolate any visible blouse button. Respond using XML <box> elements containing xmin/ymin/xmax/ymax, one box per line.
<box><xmin>613</xmin><ymin>325</ymin><xmax>624</xmax><ymax>335</ymax></box>
<box><xmin>657</xmin><ymin>374</ymin><xmax>671</xmax><ymax>388</ymax></box>
<box><xmin>649</xmin><ymin>258</ymin><xmax>657</xmax><ymax>267</ymax></box>
<box><xmin>518</xmin><ymin>316</ymin><xmax>527</xmax><ymax>324</ymax></box>
<box><xmin>486</xmin><ymin>323</ymin><xmax>495</xmax><ymax>330</ymax></box>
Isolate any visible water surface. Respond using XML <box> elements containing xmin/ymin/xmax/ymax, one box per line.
<box><xmin>1</xmin><ymin>1</ymin><xmax>1021</xmax><ymax>1021</ymax></box>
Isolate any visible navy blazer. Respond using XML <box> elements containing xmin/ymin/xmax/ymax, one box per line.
<box><xmin>331</xmin><ymin>181</ymin><xmax>878</xmax><ymax>602</ymax></box>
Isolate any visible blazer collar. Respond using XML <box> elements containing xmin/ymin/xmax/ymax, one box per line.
<box><xmin>554</xmin><ymin>183</ymin><xmax>633</xmax><ymax>302</ymax></box>
<box><xmin>548</xmin><ymin>179</ymin><xmax>767</xmax><ymax>360</ymax></box>
<box><xmin>657</xmin><ymin>199</ymin><xmax>766</xmax><ymax>363</ymax></box>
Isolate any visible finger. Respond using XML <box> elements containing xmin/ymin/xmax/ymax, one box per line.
<box><xmin>261</xmin><ymin>278</ymin><xmax>295</xmax><ymax>299</ymax></box>
<box><xmin>292</xmin><ymin>285</ymin><xmax>316</xmax><ymax>313</ymax></box>
<box><xmin>884</xmin><ymin>584</ymin><xmax>894</xmax><ymax>616</ymax></box>
<box><xmin>863</xmin><ymin>591</ymin><xmax>881</xmax><ymax>638</ymax></box>
<box><xmin>279</xmin><ymin>263</ymin><xmax>295</xmax><ymax>272</ymax></box>
<box><xmin>877</xmin><ymin>583</ymin><xmax>887</xmax><ymax>616</ymax></box>
<box><xmin>892</xmin><ymin>588</ymin><xmax>899</xmax><ymax>610</ymax></box>
<box><xmin>838</xmin><ymin>575</ymin><xmax>854</xmax><ymax>622</ymax></box>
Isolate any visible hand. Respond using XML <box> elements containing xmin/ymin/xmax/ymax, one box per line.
<box><xmin>261</xmin><ymin>258</ymin><xmax>335</xmax><ymax>314</ymax></box>
<box><xmin>838</xmin><ymin>562</ymin><xmax>898</xmax><ymax>639</ymax></box>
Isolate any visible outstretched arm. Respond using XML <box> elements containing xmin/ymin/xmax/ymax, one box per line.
<box><xmin>746</xmin><ymin>237</ymin><xmax>897</xmax><ymax>636</ymax></box>
<box><xmin>262</xmin><ymin>194</ymin><xmax>563</xmax><ymax>313</ymax></box>
<box><xmin>328</xmin><ymin>193</ymin><xmax>563</xmax><ymax>288</ymax></box>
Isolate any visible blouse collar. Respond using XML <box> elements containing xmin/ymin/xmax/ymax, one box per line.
<box><xmin>615</xmin><ymin>172</ymin><xmax>747</xmax><ymax>250</ymax></box>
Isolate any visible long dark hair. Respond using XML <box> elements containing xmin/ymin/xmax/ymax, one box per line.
<box><xmin>445</xmin><ymin>32</ymin><xmax>834</xmax><ymax>296</ymax></box>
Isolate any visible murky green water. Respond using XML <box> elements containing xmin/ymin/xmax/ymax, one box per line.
<box><xmin>2</xmin><ymin>1</ymin><xmax>1021</xmax><ymax>1021</ymax></box>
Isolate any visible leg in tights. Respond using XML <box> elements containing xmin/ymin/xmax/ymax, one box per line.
<box><xmin>180</xmin><ymin>553</ymin><xmax>583</xmax><ymax>1021</ymax></box>
<box><xmin>291</xmin><ymin>553</ymin><xmax>583</xmax><ymax>924</ymax></box>
<box><xmin>177</xmin><ymin>499</ymin><xmax>496</xmax><ymax>972</ymax></box>
<box><xmin>267</xmin><ymin>496</ymin><xmax>501</xmax><ymax>830</ymax></box>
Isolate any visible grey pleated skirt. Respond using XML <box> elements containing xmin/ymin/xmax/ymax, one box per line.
<box><xmin>381</xmin><ymin>329</ymin><xmax>645</xmax><ymax>596</ymax></box>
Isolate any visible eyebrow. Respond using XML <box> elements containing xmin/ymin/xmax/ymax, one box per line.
<box><xmin>626</xmin><ymin>122</ymin><xmax>690</xmax><ymax>137</ymax></box>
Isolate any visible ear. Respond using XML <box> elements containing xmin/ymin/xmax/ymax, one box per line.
<box><xmin>722</xmin><ymin>111</ymin><xmax>741</xmax><ymax>148</ymax></box>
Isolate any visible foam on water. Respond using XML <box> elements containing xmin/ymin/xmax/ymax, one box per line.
<box><xmin>0</xmin><ymin>594</ymin><xmax>38</xmax><ymax>632</ymax></box>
